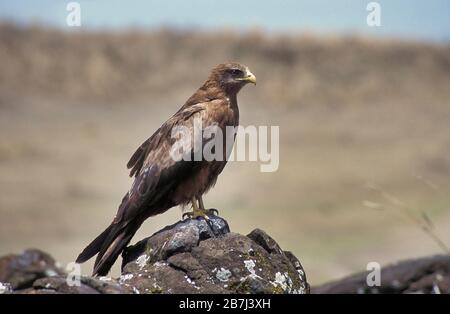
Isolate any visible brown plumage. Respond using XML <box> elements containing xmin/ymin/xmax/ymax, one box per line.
<box><xmin>76</xmin><ymin>62</ymin><xmax>256</xmax><ymax>276</ymax></box>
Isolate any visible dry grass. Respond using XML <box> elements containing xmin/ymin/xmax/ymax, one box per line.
<box><xmin>0</xmin><ymin>23</ymin><xmax>449</xmax><ymax>284</ymax></box>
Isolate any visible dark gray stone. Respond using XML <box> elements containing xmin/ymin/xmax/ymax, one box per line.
<box><xmin>0</xmin><ymin>249</ymin><xmax>65</xmax><ymax>290</ymax></box>
<box><xmin>121</xmin><ymin>215</ymin><xmax>230</xmax><ymax>269</ymax></box>
<box><xmin>121</xmin><ymin>217</ymin><xmax>309</xmax><ymax>294</ymax></box>
<box><xmin>1</xmin><ymin>216</ymin><xmax>308</xmax><ymax>294</ymax></box>
<box><xmin>33</xmin><ymin>276</ymin><xmax>100</xmax><ymax>294</ymax></box>
<box><xmin>81</xmin><ymin>276</ymin><xmax>132</xmax><ymax>294</ymax></box>
<box><xmin>312</xmin><ymin>255</ymin><xmax>450</xmax><ymax>294</ymax></box>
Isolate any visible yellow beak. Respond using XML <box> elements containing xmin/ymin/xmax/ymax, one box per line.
<box><xmin>237</xmin><ymin>69</ymin><xmax>256</xmax><ymax>84</ymax></box>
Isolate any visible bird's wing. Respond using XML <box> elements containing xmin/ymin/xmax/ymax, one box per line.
<box><xmin>127</xmin><ymin>104</ymin><xmax>204</xmax><ymax>177</ymax></box>
<box><xmin>115</xmin><ymin>100</ymin><xmax>226</xmax><ymax>223</ymax></box>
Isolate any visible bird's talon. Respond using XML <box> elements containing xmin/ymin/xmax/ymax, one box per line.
<box><xmin>202</xmin><ymin>214</ymin><xmax>210</xmax><ymax>221</ymax></box>
<box><xmin>182</xmin><ymin>212</ymin><xmax>191</xmax><ymax>220</ymax></box>
<box><xmin>182</xmin><ymin>210</ymin><xmax>210</xmax><ymax>221</ymax></box>
<box><xmin>206</xmin><ymin>208</ymin><xmax>219</xmax><ymax>216</ymax></box>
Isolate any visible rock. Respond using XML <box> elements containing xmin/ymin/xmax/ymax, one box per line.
<box><xmin>121</xmin><ymin>215</ymin><xmax>230</xmax><ymax>267</ymax></box>
<box><xmin>0</xmin><ymin>282</ymin><xmax>12</xmax><ymax>294</ymax></box>
<box><xmin>32</xmin><ymin>276</ymin><xmax>100</xmax><ymax>294</ymax></box>
<box><xmin>0</xmin><ymin>249</ymin><xmax>65</xmax><ymax>290</ymax></box>
<box><xmin>121</xmin><ymin>216</ymin><xmax>309</xmax><ymax>294</ymax></box>
<box><xmin>16</xmin><ymin>275</ymin><xmax>132</xmax><ymax>294</ymax></box>
<box><xmin>80</xmin><ymin>276</ymin><xmax>132</xmax><ymax>294</ymax></box>
<box><xmin>312</xmin><ymin>255</ymin><xmax>450</xmax><ymax>294</ymax></box>
<box><xmin>2</xmin><ymin>215</ymin><xmax>449</xmax><ymax>294</ymax></box>
<box><xmin>0</xmin><ymin>249</ymin><xmax>131</xmax><ymax>294</ymax></box>
<box><xmin>0</xmin><ymin>215</ymin><xmax>308</xmax><ymax>294</ymax></box>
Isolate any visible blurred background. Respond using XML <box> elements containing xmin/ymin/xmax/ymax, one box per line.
<box><xmin>0</xmin><ymin>0</ymin><xmax>449</xmax><ymax>284</ymax></box>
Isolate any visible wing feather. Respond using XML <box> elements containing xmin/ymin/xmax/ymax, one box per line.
<box><xmin>116</xmin><ymin>100</ymin><xmax>227</xmax><ymax>223</ymax></box>
<box><xmin>126</xmin><ymin>104</ymin><xmax>206</xmax><ymax>178</ymax></box>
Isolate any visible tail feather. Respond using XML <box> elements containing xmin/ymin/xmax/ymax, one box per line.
<box><xmin>92</xmin><ymin>227</ymin><xmax>135</xmax><ymax>276</ymax></box>
<box><xmin>76</xmin><ymin>190</ymin><xmax>146</xmax><ymax>276</ymax></box>
<box><xmin>76</xmin><ymin>221</ymin><xmax>141</xmax><ymax>276</ymax></box>
<box><xmin>76</xmin><ymin>224</ymin><xmax>114</xmax><ymax>264</ymax></box>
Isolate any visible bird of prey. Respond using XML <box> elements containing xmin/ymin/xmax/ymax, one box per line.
<box><xmin>76</xmin><ymin>62</ymin><xmax>256</xmax><ymax>276</ymax></box>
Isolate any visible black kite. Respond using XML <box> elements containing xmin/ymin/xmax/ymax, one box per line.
<box><xmin>76</xmin><ymin>62</ymin><xmax>256</xmax><ymax>276</ymax></box>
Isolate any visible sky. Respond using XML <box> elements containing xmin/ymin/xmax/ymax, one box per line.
<box><xmin>0</xmin><ymin>0</ymin><xmax>449</xmax><ymax>42</ymax></box>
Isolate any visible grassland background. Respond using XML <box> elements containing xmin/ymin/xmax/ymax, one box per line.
<box><xmin>1</xmin><ymin>23</ymin><xmax>449</xmax><ymax>284</ymax></box>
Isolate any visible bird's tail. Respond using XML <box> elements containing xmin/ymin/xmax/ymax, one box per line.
<box><xmin>76</xmin><ymin>221</ymin><xmax>141</xmax><ymax>276</ymax></box>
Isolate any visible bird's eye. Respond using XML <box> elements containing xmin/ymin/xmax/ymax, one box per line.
<box><xmin>228</xmin><ymin>68</ymin><xmax>243</xmax><ymax>76</ymax></box>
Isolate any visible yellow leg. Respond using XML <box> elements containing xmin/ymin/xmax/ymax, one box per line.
<box><xmin>182</xmin><ymin>196</ymin><xmax>219</xmax><ymax>220</ymax></box>
<box><xmin>197</xmin><ymin>196</ymin><xmax>219</xmax><ymax>216</ymax></box>
<box><xmin>182</xmin><ymin>197</ymin><xmax>210</xmax><ymax>220</ymax></box>
<box><xmin>198</xmin><ymin>196</ymin><xmax>206</xmax><ymax>210</ymax></box>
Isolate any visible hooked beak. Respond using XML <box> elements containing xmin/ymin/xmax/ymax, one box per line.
<box><xmin>237</xmin><ymin>69</ymin><xmax>257</xmax><ymax>85</ymax></box>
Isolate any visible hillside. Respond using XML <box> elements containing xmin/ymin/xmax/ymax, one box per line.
<box><xmin>1</xmin><ymin>23</ymin><xmax>449</xmax><ymax>106</ymax></box>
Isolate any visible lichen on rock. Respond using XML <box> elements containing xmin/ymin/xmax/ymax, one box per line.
<box><xmin>0</xmin><ymin>215</ymin><xmax>309</xmax><ymax>294</ymax></box>
<box><xmin>120</xmin><ymin>215</ymin><xmax>310</xmax><ymax>294</ymax></box>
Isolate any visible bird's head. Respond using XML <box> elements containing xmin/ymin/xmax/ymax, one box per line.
<box><xmin>207</xmin><ymin>62</ymin><xmax>256</xmax><ymax>94</ymax></box>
